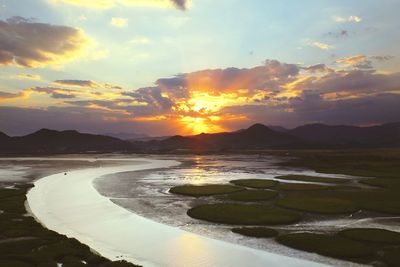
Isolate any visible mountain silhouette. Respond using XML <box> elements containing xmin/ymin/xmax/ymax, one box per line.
<box><xmin>1</xmin><ymin>122</ymin><xmax>399</xmax><ymax>155</ymax></box>
<box><xmin>0</xmin><ymin>129</ymin><xmax>131</xmax><ymax>155</ymax></box>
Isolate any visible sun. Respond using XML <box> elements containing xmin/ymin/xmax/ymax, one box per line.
<box><xmin>178</xmin><ymin>116</ymin><xmax>225</xmax><ymax>135</ymax></box>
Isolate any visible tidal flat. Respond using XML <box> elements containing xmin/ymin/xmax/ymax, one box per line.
<box><xmin>0</xmin><ymin>150</ymin><xmax>399</xmax><ymax>267</ymax></box>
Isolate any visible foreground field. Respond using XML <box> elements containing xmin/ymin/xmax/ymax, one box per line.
<box><xmin>0</xmin><ymin>186</ymin><xmax>139</xmax><ymax>267</ymax></box>
<box><xmin>170</xmin><ymin>149</ymin><xmax>400</xmax><ymax>266</ymax></box>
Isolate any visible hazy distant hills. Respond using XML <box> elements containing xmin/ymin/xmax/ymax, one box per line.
<box><xmin>0</xmin><ymin>122</ymin><xmax>399</xmax><ymax>155</ymax></box>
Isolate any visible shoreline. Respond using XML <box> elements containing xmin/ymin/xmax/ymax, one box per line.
<box><xmin>26</xmin><ymin>157</ymin><xmax>329</xmax><ymax>267</ymax></box>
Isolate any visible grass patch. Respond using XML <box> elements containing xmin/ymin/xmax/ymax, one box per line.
<box><xmin>231</xmin><ymin>227</ymin><xmax>278</xmax><ymax>238</ymax></box>
<box><xmin>275</xmin><ymin>149</ymin><xmax>400</xmax><ymax>179</ymax></box>
<box><xmin>383</xmin><ymin>247</ymin><xmax>400</xmax><ymax>267</ymax></box>
<box><xmin>187</xmin><ymin>203</ymin><xmax>301</xmax><ymax>225</ymax></box>
<box><xmin>169</xmin><ymin>184</ymin><xmax>244</xmax><ymax>196</ymax></box>
<box><xmin>225</xmin><ymin>190</ymin><xmax>278</xmax><ymax>201</ymax></box>
<box><xmin>360</xmin><ymin>178</ymin><xmax>400</xmax><ymax>189</ymax></box>
<box><xmin>275</xmin><ymin>175</ymin><xmax>347</xmax><ymax>184</ymax></box>
<box><xmin>276</xmin><ymin>232</ymin><xmax>374</xmax><ymax>259</ymax></box>
<box><xmin>277</xmin><ymin>183</ymin><xmax>331</xmax><ymax>191</ymax></box>
<box><xmin>275</xmin><ymin>197</ymin><xmax>358</xmax><ymax>214</ymax></box>
<box><xmin>339</xmin><ymin>228</ymin><xmax>400</xmax><ymax>244</ymax></box>
<box><xmin>230</xmin><ymin>179</ymin><xmax>278</xmax><ymax>189</ymax></box>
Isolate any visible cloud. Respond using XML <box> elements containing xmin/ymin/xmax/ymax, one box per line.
<box><xmin>54</xmin><ymin>79</ymin><xmax>99</xmax><ymax>88</ymax></box>
<box><xmin>327</xmin><ymin>30</ymin><xmax>350</xmax><ymax>39</ymax></box>
<box><xmin>0</xmin><ymin>91</ymin><xmax>19</xmax><ymax>100</ymax></box>
<box><xmin>128</xmin><ymin>37</ymin><xmax>151</xmax><ymax>45</ymax></box>
<box><xmin>335</xmin><ymin>55</ymin><xmax>394</xmax><ymax>69</ymax></box>
<box><xmin>303</xmin><ymin>64</ymin><xmax>333</xmax><ymax>73</ymax></box>
<box><xmin>333</xmin><ymin>15</ymin><xmax>362</xmax><ymax>23</ymax></box>
<box><xmin>13</xmin><ymin>73</ymin><xmax>42</xmax><ymax>80</ymax></box>
<box><xmin>29</xmin><ymin>86</ymin><xmax>79</xmax><ymax>99</ymax></box>
<box><xmin>110</xmin><ymin>17</ymin><xmax>128</xmax><ymax>28</ymax></box>
<box><xmin>49</xmin><ymin>0</ymin><xmax>189</xmax><ymax>10</ymax></box>
<box><xmin>3</xmin><ymin>59</ymin><xmax>400</xmax><ymax>135</ymax></box>
<box><xmin>308</xmin><ymin>41</ymin><xmax>334</xmax><ymax>50</ymax></box>
<box><xmin>0</xmin><ymin>90</ymin><xmax>29</xmax><ymax>101</ymax></box>
<box><xmin>0</xmin><ymin>16</ymin><xmax>92</xmax><ymax>67</ymax></box>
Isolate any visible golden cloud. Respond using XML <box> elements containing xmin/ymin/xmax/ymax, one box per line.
<box><xmin>0</xmin><ymin>17</ymin><xmax>93</xmax><ymax>68</ymax></box>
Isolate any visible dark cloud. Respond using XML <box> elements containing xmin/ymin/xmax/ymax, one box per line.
<box><xmin>221</xmin><ymin>93</ymin><xmax>400</xmax><ymax>128</ymax></box>
<box><xmin>327</xmin><ymin>30</ymin><xmax>350</xmax><ymax>39</ymax></box>
<box><xmin>29</xmin><ymin>86</ymin><xmax>79</xmax><ymax>99</ymax></box>
<box><xmin>51</xmin><ymin>92</ymin><xmax>76</xmax><ymax>99</ymax></box>
<box><xmin>54</xmin><ymin>80</ymin><xmax>98</xmax><ymax>88</ymax></box>
<box><xmin>123</xmin><ymin>87</ymin><xmax>174</xmax><ymax>110</ymax></box>
<box><xmin>0</xmin><ymin>16</ymin><xmax>90</xmax><ymax>67</ymax></box>
<box><xmin>297</xmin><ymin>70</ymin><xmax>400</xmax><ymax>95</ymax></box>
<box><xmin>0</xmin><ymin>91</ymin><xmax>19</xmax><ymax>99</ymax></box>
<box><xmin>303</xmin><ymin>64</ymin><xmax>333</xmax><ymax>73</ymax></box>
<box><xmin>170</xmin><ymin>0</ymin><xmax>188</xmax><ymax>10</ymax></box>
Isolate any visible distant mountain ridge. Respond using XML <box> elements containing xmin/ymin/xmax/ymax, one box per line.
<box><xmin>130</xmin><ymin>122</ymin><xmax>400</xmax><ymax>151</ymax></box>
<box><xmin>0</xmin><ymin>128</ymin><xmax>131</xmax><ymax>155</ymax></box>
<box><xmin>1</xmin><ymin>122</ymin><xmax>399</xmax><ymax>155</ymax></box>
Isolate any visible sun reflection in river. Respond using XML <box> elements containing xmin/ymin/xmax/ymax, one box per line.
<box><xmin>168</xmin><ymin>233</ymin><xmax>217</xmax><ymax>266</ymax></box>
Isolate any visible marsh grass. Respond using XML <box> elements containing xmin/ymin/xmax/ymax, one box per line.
<box><xmin>231</xmin><ymin>227</ymin><xmax>278</xmax><ymax>238</ymax></box>
<box><xmin>187</xmin><ymin>203</ymin><xmax>301</xmax><ymax>225</ymax></box>
<box><xmin>169</xmin><ymin>184</ymin><xmax>244</xmax><ymax>196</ymax></box>
<box><xmin>277</xmin><ymin>183</ymin><xmax>331</xmax><ymax>191</ymax></box>
<box><xmin>276</xmin><ymin>233</ymin><xmax>374</xmax><ymax>259</ymax></box>
<box><xmin>339</xmin><ymin>228</ymin><xmax>400</xmax><ymax>244</ymax></box>
<box><xmin>225</xmin><ymin>190</ymin><xmax>278</xmax><ymax>201</ymax></box>
<box><xmin>275</xmin><ymin>197</ymin><xmax>358</xmax><ymax>214</ymax></box>
<box><xmin>275</xmin><ymin>175</ymin><xmax>347</xmax><ymax>184</ymax></box>
<box><xmin>230</xmin><ymin>179</ymin><xmax>278</xmax><ymax>189</ymax></box>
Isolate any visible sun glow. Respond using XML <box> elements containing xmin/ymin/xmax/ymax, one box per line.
<box><xmin>178</xmin><ymin>116</ymin><xmax>225</xmax><ymax>135</ymax></box>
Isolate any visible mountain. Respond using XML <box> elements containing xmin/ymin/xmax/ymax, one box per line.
<box><xmin>0</xmin><ymin>129</ymin><xmax>132</xmax><ymax>155</ymax></box>
<box><xmin>289</xmin><ymin>122</ymin><xmax>400</xmax><ymax>147</ymax></box>
<box><xmin>1</xmin><ymin>122</ymin><xmax>399</xmax><ymax>155</ymax></box>
<box><xmin>102</xmin><ymin>132</ymin><xmax>149</xmax><ymax>140</ymax></box>
<box><xmin>0</xmin><ymin>131</ymin><xmax>10</xmax><ymax>140</ymax></box>
<box><xmin>139</xmin><ymin>124</ymin><xmax>301</xmax><ymax>151</ymax></box>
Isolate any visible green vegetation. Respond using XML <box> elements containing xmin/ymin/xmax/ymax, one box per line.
<box><xmin>275</xmin><ymin>149</ymin><xmax>400</xmax><ymax>179</ymax></box>
<box><xmin>231</xmin><ymin>227</ymin><xmax>278</xmax><ymax>238</ymax></box>
<box><xmin>339</xmin><ymin>228</ymin><xmax>400</xmax><ymax>244</ymax></box>
<box><xmin>275</xmin><ymin>175</ymin><xmax>347</xmax><ymax>183</ymax></box>
<box><xmin>276</xmin><ymin>196</ymin><xmax>358</xmax><ymax>214</ymax></box>
<box><xmin>360</xmin><ymin>178</ymin><xmax>400</xmax><ymax>189</ymax></box>
<box><xmin>276</xmin><ymin>233</ymin><xmax>374</xmax><ymax>259</ymax></box>
<box><xmin>383</xmin><ymin>247</ymin><xmax>400</xmax><ymax>267</ymax></box>
<box><xmin>169</xmin><ymin>184</ymin><xmax>244</xmax><ymax>196</ymax></box>
<box><xmin>225</xmin><ymin>190</ymin><xmax>278</xmax><ymax>201</ymax></box>
<box><xmin>277</xmin><ymin>183</ymin><xmax>331</xmax><ymax>191</ymax></box>
<box><xmin>0</xmin><ymin>187</ymin><xmax>140</xmax><ymax>267</ymax></box>
<box><xmin>187</xmin><ymin>203</ymin><xmax>301</xmax><ymax>225</ymax></box>
<box><xmin>230</xmin><ymin>179</ymin><xmax>278</xmax><ymax>189</ymax></box>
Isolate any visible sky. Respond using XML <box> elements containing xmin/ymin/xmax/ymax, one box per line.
<box><xmin>0</xmin><ymin>0</ymin><xmax>400</xmax><ymax>136</ymax></box>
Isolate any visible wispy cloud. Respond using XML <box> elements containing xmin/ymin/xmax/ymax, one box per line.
<box><xmin>110</xmin><ymin>17</ymin><xmax>128</xmax><ymax>28</ymax></box>
<box><xmin>308</xmin><ymin>41</ymin><xmax>334</xmax><ymax>50</ymax></box>
<box><xmin>333</xmin><ymin>15</ymin><xmax>362</xmax><ymax>23</ymax></box>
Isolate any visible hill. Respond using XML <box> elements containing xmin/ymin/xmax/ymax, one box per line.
<box><xmin>0</xmin><ymin>129</ymin><xmax>132</xmax><ymax>155</ymax></box>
